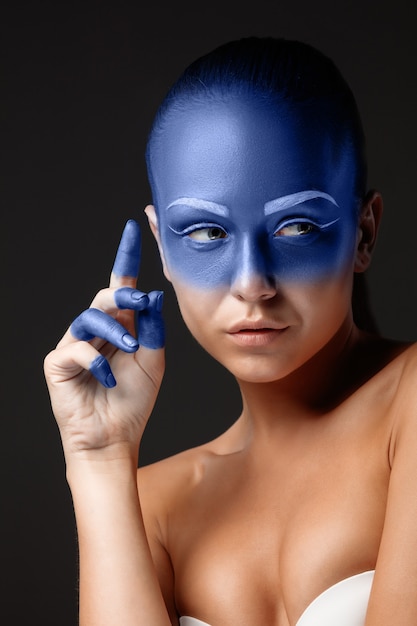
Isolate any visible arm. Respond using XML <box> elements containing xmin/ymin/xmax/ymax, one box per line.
<box><xmin>44</xmin><ymin>220</ymin><xmax>173</xmax><ymax>626</ymax></box>
<box><xmin>365</xmin><ymin>358</ymin><xmax>417</xmax><ymax>625</ymax></box>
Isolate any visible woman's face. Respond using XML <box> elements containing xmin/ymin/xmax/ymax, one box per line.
<box><xmin>148</xmin><ymin>97</ymin><xmax>365</xmax><ymax>382</ymax></box>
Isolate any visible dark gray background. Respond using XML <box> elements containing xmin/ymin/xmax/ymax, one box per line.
<box><xmin>2</xmin><ymin>0</ymin><xmax>416</xmax><ymax>622</ymax></box>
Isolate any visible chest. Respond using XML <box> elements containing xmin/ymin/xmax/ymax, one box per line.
<box><xmin>170</xmin><ymin>431</ymin><xmax>390</xmax><ymax>624</ymax></box>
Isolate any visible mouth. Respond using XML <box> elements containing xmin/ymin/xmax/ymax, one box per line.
<box><xmin>228</xmin><ymin>320</ymin><xmax>288</xmax><ymax>333</ymax></box>
<box><xmin>227</xmin><ymin>322</ymin><xmax>289</xmax><ymax>347</ymax></box>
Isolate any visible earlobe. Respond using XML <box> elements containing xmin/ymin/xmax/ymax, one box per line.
<box><xmin>144</xmin><ymin>204</ymin><xmax>172</xmax><ymax>282</ymax></box>
<box><xmin>354</xmin><ymin>190</ymin><xmax>383</xmax><ymax>273</ymax></box>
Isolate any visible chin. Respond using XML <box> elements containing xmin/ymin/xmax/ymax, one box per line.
<box><xmin>214</xmin><ymin>352</ymin><xmax>300</xmax><ymax>385</ymax></box>
<box><xmin>235</xmin><ymin>372</ymin><xmax>286</xmax><ymax>384</ymax></box>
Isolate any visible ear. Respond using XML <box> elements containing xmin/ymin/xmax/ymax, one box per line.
<box><xmin>354</xmin><ymin>190</ymin><xmax>383</xmax><ymax>273</ymax></box>
<box><xmin>144</xmin><ymin>204</ymin><xmax>172</xmax><ymax>282</ymax></box>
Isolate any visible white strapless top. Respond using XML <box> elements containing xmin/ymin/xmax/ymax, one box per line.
<box><xmin>179</xmin><ymin>570</ymin><xmax>374</xmax><ymax>626</ymax></box>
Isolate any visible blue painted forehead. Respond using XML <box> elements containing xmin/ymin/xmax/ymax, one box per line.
<box><xmin>146</xmin><ymin>37</ymin><xmax>367</xmax><ymax>203</ymax></box>
<box><xmin>147</xmin><ymin>95</ymin><xmax>361</xmax><ymax>220</ymax></box>
<box><xmin>145</xmin><ymin>97</ymin><xmax>362</xmax><ymax>288</ymax></box>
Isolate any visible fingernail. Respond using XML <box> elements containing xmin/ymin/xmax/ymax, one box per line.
<box><xmin>105</xmin><ymin>372</ymin><xmax>117</xmax><ymax>388</ymax></box>
<box><xmin>131</xmin><ymin>290</ymin><xmax>147</xmax><ymax>302</ymax></box>
<box><xmin>115</xmin><ymin>287</ymin><xmax>149</xmax><ymax>311</ymax></box>
<box><xmin>122</xmin><ymin>333</ymin><xmax>138</xmax><ymax>348</ymax></box>
<box><xmin>90</xmin><ymin>355</ymin><xmax>116</xmax><ymax>388</ymax></box>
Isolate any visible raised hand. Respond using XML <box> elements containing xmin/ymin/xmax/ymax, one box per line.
<box><xmin>44</xmin><ymin>219</ymin><xmax>165</xmax><ymax>460</ymax></box>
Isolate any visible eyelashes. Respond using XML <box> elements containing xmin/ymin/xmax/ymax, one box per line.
<box><xmin>168</xmin><ymin>222</ymin><xmax>228</xmax><ymax>242</ymax></box>
<box><xmin>188</xmin><ymin>226</ymin><xmax>227</xmax><ymax>241</ymax></box>
<box><xmin>169</xmin><ymin>216</ymin><xmax>340</xmax><ymax>243</ymax></box>
<box><xmin>274</xmin><ymin>217</ymin><xmax>340</xmax><ymax>238</ymax></box>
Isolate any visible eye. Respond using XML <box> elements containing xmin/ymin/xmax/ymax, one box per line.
<box><xmin>275</xmin><ymin>222</ymin><xmax>316</xmax><ymax>237</ymax></box>
<box><xmin>188</xmin><ymin>226</ymin><xmax>227</xmax><ymax>241</ymax></box>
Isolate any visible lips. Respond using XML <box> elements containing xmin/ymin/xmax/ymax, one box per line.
<box><xmin>227</xmin><ymin>320</ymin><xmax>288</xmax><ymax>333</ymax></box>
<box><xmin>226</xmin><ymin>321</ymin><xmax>288</xmax><ymax>347</ymax></box>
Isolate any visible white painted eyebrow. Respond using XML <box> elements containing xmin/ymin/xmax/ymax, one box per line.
<box><xmin>264</xmin><ymin>191</ymin><xmax>339</xmax><ymax>215</ymax></box>
<box><xmin>166</xmin><ymin>197</ymin><xmax>229</xmax><ymax>217</ymax></box>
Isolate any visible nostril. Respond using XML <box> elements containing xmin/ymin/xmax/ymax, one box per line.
<box><xmin>231</xmin><ymin>238</ymin><xmax>277</xmax><ymax>301</ymax></box>
<box><xmin>231</xmin><ymin>272</ymin><xmax>277</xmax><ymax>302</ymax></box>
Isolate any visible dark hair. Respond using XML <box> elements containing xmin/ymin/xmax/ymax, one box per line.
<box><xmin>146</xmin><ymin>36</ymin><xmax>377</xmax><ymax>333</ymax></box>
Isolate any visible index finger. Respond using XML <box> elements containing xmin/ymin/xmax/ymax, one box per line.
<box><xmin>110</xmin><ymin>219</ymin><xmax>141</xmax><ymax>288</ymax></box>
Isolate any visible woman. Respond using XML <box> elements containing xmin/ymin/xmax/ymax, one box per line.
<box><xmin>44</xmin><ymin>37</ymin><xmax>417</xmax><ymax>625</ymax></box>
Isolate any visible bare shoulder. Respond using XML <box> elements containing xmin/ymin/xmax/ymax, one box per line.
<box><xmin>358</xmin><ymin>338</ymin><xmax>417</xmax><ymax>470</ymax></box>
<box><xmin>137</xmin><ymin>434</ymin><xmax>232</xmax><ymax>524</ymax></box>
<box><xmin>138</xmin><ymin>444</ymin><xmax>212</xmax><ymax>499</ymax></box>
<box><xmin>365</xmin><ymin>339</ymin><xmax>417</xmax><ymax>623</ymax></box>
<box><xmin>395</xmin><ymin>339</ymin><xmax>417</xmax><ymax>373</ymax></box>
<box><xmin>380</xmin><ymin>339</ymin><xmax>417</xmax><ymax>410</ymax></box>
<box><xmin>353</xmin><ymin>335</ymin><xmax>416</xmax><ymax>398</ymax></box>
<box><xmin>387</xmin><ymin>340</ymin><xmax>417</xmax><ymax>445</ymax></box>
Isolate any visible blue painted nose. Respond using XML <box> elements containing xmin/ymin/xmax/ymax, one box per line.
<box><xmin>230</xmin><ymin>235</ymin><xmax>277</xmax><ymax>301</ymax></box>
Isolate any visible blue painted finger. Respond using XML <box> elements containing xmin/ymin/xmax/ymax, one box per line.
<box><xmin>112</xmin><ymin>219</ymin><xmax>141</xmax><ymax>278</ymax></box>
<box><xmin>71</xmin><ymin>308</ymin><xmax>139</xmax><ymax>352</ymax></box>
<box><xmin>89</xmin><ymin>355</ymin><xmax>117</xmax><ymax>388</ymax></box>
<box><xmin>114</xmin><ymin>287</ymin><xmax>149</xmax><ymax>310</ymax></box>
<box><xmin>138</xmin><ymin>291</ymin><xmax>165</xmax><ymax>349</ymax></box>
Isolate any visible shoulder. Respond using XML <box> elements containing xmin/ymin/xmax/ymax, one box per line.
<box><xmin>137</xmin><ymin>415</ymin><xmax>243</xmax><ymax>500</ymax></box>
<box><xmin>138</xmin><ymin>445</ymin><xmax>213</xmax><ymax>500</ymax></box>
<box><xmin>386</xmin><ymin>338</ymin><xmax>417</xmax><ymax>368</ymax></box>
<box><xmin>368</xmin><ymin>340</ymin><xmax>417</xmax><ymax>445</ymax></box>
<box><xmin>386</xmin><ymin>341</ymin><xmax>417</xmax><ymax>459</ymax></box>
<box><xmin>365</xmin><ymin>342</ymin><xmax>417</xmax><ymax>622</ymax></box>
<box><xmin>395</xmin><ymin>340</ymin><xmax>417</xmax><ymax>378</ymax></box>
<box><xmin>357</xmin><ymin>336</ymin><xmax>417</xmax><ymax>403</ymax></box>
<box><xmin>136</xmin><ymin>447</ymin><xmax>222</xmax><ymax>620</ymax></box>
<box><xmin>385</xmin><ymin>340</ymin><xmax>417</xmax><ymax>415</ymax></box>
<box><xmin>137</xmin><ymin>440</ymin><xmax>228</xmax><ymax>534</ymax></box>
<box><xmin>355</xmin><ymin>338</ymin><xmax>417</xmax><ymax>472</ymax></box>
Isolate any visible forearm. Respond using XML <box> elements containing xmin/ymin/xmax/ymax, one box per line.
<box><xmin>67</xmin><ymin>457</ymin><xmax>171</xmax><ymax>626</ymax></box>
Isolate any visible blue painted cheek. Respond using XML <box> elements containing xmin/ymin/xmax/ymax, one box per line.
<box><xmin>269</xmin><ymin>227</ymin><xmax>356</xmax><ymax>282</ymax></box>
<box><xmin>162</xmin><ymin>230</ymin><xmax>235</xmax><ymax>287</ymax></box>
<box><xmin>161</xmin><ymin>226</ymin><xmax>356</xmax><ymax>289</ymax></box>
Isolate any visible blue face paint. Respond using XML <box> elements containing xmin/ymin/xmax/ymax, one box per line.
<box><xmin>149</xmin><ymin>99</ymin><xmax>359</xmax><ymax>289</ymax></box>
<box><xmin>112</xmin><ymin>219</ymin><xmax>141</xmax><ymax>278</ymax></box>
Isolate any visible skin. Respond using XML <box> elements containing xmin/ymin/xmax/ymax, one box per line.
<box><xmin>70</xmin><ymin>219</ymin><xmax>165</xmax><ymax>386</ymax></box>
<box><xmin>141</xmin><ymin>98</ymin><xmax>417</xmax><ymax>624</ymax></box>
<box><xmin>44</xmin><ymin>220</ymin><xmax>170</xmax><ymax>626</ymax></box>
<box><xmin>149</xmin><ymin>99</ymin><xmax>360</xmax><ymax>289</ymax></box>
<box><xmin>44</xmin><ymin>95</ymin><xmax>417</xmax><ymax>626</ymax></box>
<box><xmin>147</xmin><ymin>98</ymin><xmax>368</xmax><ymax>385</ymax></box>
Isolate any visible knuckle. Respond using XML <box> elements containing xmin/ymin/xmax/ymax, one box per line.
<box><xmin>107</xmin><ymin>317</ymin><xmax>123</xmax><ymax>334</ymax></box>
<box><xmin>43</xmin><ymin>351</ymin><xmax>54</xmax><ymax>371</ymax></box>
<box><xmin>96</xmin><ymin>287</ymin><xmax>112</xmax><ymax>300</ymax></box>
<box><xmin>90</xmin><ymin>287</ymin><xmax>116</xmax><ymax>309</ymax></box>
<box><xmin>74</xmin><ymin>308</ymin><xmax>91</xmax><ymax>323</ymax></box>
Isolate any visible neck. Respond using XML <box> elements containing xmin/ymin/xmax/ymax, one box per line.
<box><xmin>232</xmin><ymin>319</ymin><xmax>364</xmax><ymax>446</ymax></box>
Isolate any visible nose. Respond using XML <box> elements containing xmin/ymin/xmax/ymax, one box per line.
<box><xmin>230</xmin><ymin>236</ymin><xmax>277</xmax><ymax>302</ymax></box>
